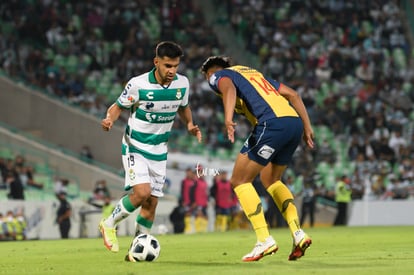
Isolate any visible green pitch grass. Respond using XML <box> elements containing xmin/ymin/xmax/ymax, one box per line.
<box><xmin>1</xmin><ymin>226</ymin><xmax>414</xmax><ymax>275</ymax></box>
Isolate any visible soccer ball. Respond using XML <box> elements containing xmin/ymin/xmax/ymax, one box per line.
<box><xmin>128</xmin><ymin>234</ymin><xmax>161</xmax><ymax>262</ymax></box>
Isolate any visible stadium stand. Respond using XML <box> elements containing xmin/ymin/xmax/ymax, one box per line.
<box><xmin>0</xmin><ymin>0</ymin><xmax>413</xmax><ymax>202</ymax></box>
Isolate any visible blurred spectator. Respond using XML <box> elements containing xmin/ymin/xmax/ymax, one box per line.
<box><xmin>0</xmin><ymin>212</ymin><xmax>5</xmax><ymax>240</ymax></box>
<box><xmin>14</xmin><ymin>210</ymin><xmax>27</xmax><ymax>241</ymax></box>
<box><xmin>180</xmin><ymin>167</ymin><xmax>197</xmax><ymax>233</ymax></box>
<box><xmin>398</xmin><ymin>157</ymin><xmax>414</xmax><ymax>181</ymax></box>
<box><xmin>54</xmin><ymin>177</ymin><xmax>69</xmax><ymax>197</ymax></box>
<box><xmin>169</xmin><ymin>198</ymin><xmax>186</xmax><ymax>234</ymax></box>
<box><xmin>6</xmin><ymin>171</ymin><xmax>24</xmax><ymax>200</ymax></box>
<box><xmin>333</xmin><ymin>175</ymin><xmax>352</xmax><ymax>226</ymax></box>
<box><xmin>80</xmin><ymin>145</ymin><xmax>94</xmax><ymax>163</ymax></box>
<box><xmin>88</xmin><ymin>195</ymin><xmax>115</xmax><ymax>220</ymax></box>
<box><xmin>381</xmin><ymin>174</ymin><xmax>409</xmax><ymax>200</ymax></box>
<box><xmin>388</xmin><ymin>129</ymin><xmax>407</xmax><ymax>159</ymax></box>
<box><xmin>300</xmin><ymin>178</ymin><xmax>317</xmax><ymax>228</ymax></box>
<box><xmin>349</xmin><ymin>168</ymin><xmax>365</xmax><ymax>200</ymax></box>
<box><xmin>210</xmin><ymin>171</ymin><xmax>234</xmax><ymax>232</ymax></box>
<box><xmin>4</xmin><ymin>210</ymin><xmax>16</xmax><ymax>240</ymax></box>
<box><xmin>56</xmin><ymin>191</ymin><xmax>71</xmax><ymax>239</ymax></box>
<box><xmin>191</xmin><ymin>165</ymin><xmax>209</xmax><ymax>233</ymax></box>
<box><xmin>90</xmin><ymin>179</ymin><xmax>110</xmax><ymax>202</ymax></box>
<box><xmin>12</xmin><ymin>155</ymin><xmax>43</xmax><ymax>189</ymax></box>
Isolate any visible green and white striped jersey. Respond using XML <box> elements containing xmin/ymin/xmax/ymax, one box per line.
<box><xmin>116</xmin><ymin>68</ymin><xmax>189</xmax><ymax>161</ymax></box>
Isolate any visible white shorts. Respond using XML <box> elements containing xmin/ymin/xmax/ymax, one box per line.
<box><xmin>122</xmin><ymin>152</ymin><xmax>166</xmax><ymax>198</ymax></box>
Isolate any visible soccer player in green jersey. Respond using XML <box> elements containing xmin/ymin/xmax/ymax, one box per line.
<box><xmin>99</xmin><ymin>41</ymin><xmax>202</xmax><ymax>260</ymax></box>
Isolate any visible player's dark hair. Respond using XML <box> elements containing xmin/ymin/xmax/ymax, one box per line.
<box><xmin>155</xmin><ymin>41</ymin><xmax>183</xmax><ymax>58</ymax></box>
<box><xmin>200</xmin><ymin>56</ymin><xmax>232</xmax><ymax>73</ymax></box>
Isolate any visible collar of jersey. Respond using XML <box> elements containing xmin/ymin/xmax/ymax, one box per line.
<box><xmin>149</xmin><ymin>68</ymin><xmax>178</xmax><ymax>84</ymax></box>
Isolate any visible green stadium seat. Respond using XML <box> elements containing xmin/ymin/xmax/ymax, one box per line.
<box><xmin>294</xmin><ymin>175</ymin><xmax>304</xmax><ymax>194</ymax></box>
<box><xmin>0</xmin><ymin>147</ymin><xmax>14</xmax><ymax>159</ymax></box>
<box><xmin>65</xmin><ymin>54</ymin><xmax>79</xmax><ymax>75</ymax></box>
<box><xmin>71</xmin><ymin>14</ymin><xmax>82</xmax><ymax>31</ymax></box>
<box><xmin>402</xmin><ymin>81</ymin><xmax>412</xmax><ymax>95</ymax></box>
<box><xmin>316</xmin><ymin>161</ymin><xmax>330</xmax><ymax>177</ymax></box>
<box><xmin>112</xmin><ymin>41</ymin><xmax>122</xmax><ymax>54</ymax></box>
<box><xmin>33</xmin><ymin>174</ymin><xmax>53</xmax><ymax>190</ymax></box>
<box><xmin>53</xmin><ymin>54</ymin><xmax>66</xmax><ymax>69</ymax></box>
<box><xmin>362</xmin><ymin>20</ymin><xmax>373</xmax><ymax>35</ymax></box>
<box><xmin>215</xmin><ymin>148</ymin><xmax>229</xmax><ymax>160</ymax></box>
<box><xmin>85</xmin><ymin>74</ymin><xmax>97</xmax><ymax>91</ymax></box>
<box><xmin>44</xmin><ymin>48</ymin><xmax>55</xmax><ymax>61</ymax></box>
<box><xmin>392</xmin><ymin>48</ymin><xmax>406</xmax><ymax>70</ymax></box>
<box><xmin>1</xmin><ymin>21</ymin><xmax>14</xmax><ymax>36</ymax></box>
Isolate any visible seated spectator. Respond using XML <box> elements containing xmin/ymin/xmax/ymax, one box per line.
<box><xmin>0</xmin><ymin>212</ymin><xmax>5</xmax><ymax>240</ymax></box>
<box><xmin>80</xmin><ymin>145</ymin><xmax>94</xmax><ymax>163</ymax></box>
<box><xmin>90</xmin><ymin>180</ymin><xmax>110</xmax><ymax>202</ymax></box>
<box><xmin>382</xmin><ymin>175</ymin><xmax>409</xmax><ymax>200</ymax></box>
<box><xmin>14</xmin><ymin>210</ymin><xmax>27</xmax><ymax>241</ymax></box>
<box><xmin>54</xmin><ymin>177</ymin><xmax>70</xmax><ymax>197</ymax></box>
<box><xmin>4</xmin><ymin>210</ymin><xmax>16</xmax><ymax>240</ymax></box>
<box><xmin>6</xmin><ymin>171</ymin><xmax>24</xmax><ymax>200</ymax></box>
<box><xmin>88</xmin><ymin>194</ymin><xmax>115</xmax><ymax>220</ymax></box>
<box><xmin>12</xmin><ymin>155</ymin><xmax>43</xmax><ymax>189</ymax></box>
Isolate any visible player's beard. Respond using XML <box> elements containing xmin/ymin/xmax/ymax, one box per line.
<box><xmin>156</xmin><ymin>68</ymin><xmax>173</xmax><ymax>86</ymax></box>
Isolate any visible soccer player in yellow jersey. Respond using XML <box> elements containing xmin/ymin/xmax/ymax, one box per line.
<box><xmin>201</xmin><ymin>56</ymin><xmax>314</xmax><ymax>262</ymax></box>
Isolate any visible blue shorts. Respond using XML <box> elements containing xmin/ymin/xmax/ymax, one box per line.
<box><xmin>240</xmin><ymin>117</ymin><xmax>303</xmax><ymax>166</ymax></box>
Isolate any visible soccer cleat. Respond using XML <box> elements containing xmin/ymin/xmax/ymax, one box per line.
<box><xmin>288</xmin><ymin>234</ymin><xmax>312</xmax><ymax>261</ymax></box>
<box><xmin>242</xmin><ymin>236</ymin><xmax>278</xmax><ymax>262</ymax></box>
<box><xmin>124</xmin><ymin>240</ymin><xmax>135</xmax><ymax>262</ymax></box>
<box><xmin>99</xmin><ymin>219</ymin><xmax>119</xmax><ymax>252</ymax></box>
<box><xmin>125</xmin><ymin>253</ymin><xmax>136</xmax><ymax>262</ymax></box>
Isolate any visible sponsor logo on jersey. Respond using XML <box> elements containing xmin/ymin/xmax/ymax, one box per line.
<box><xmin>145</xmin><ymin>113</ymin><xmax>157</xmax><ymax>122</ymax></box>
<box><xmin>146</xmin><ymin>91</ymin><xmax>154</xmax><ymax>99</ymax></box>
<box><xmin>257</xmin><ymin>145</ymin><xmax>275</xmax><ymax>159</ymax></box>
<box><xmin>157</xmin><ymin>114</ymin><xmax>175</xmax><ymax>122</ymax></box>
<box><xmin>209</xmin><ymin>74</ymin><xmax>217</xmax><ymax>86</ymax></box>
<box><xmin>144</xmin><ymin>113</ymin><xmax>175</xmax><ymax>123</ymax></box>
<box><xmin>145</xmin><ymin>102</ymin><xmax>154</xmax><ymax>110</ymax></box>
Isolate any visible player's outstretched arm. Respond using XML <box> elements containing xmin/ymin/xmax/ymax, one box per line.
<box><xmin>178</xmin><ymin>106</ymin><xmax>202</xmax><ymax>143</ymax></box>
<box><xmin>101</xmin><ymin>103</ymin><xmax>122</xmax><ymax>131</ymax></box>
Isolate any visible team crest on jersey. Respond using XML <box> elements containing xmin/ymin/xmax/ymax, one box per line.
<box><xmin>129</xmin><ymin>168</ymin><xmax>136</xmax><ymax>181</ymax></box>
<box><xmin>176</xmin><ymin>89</ymin><xmax>182</xmax><ymax>99</ymax></box>
<box><xmin>257</xmin><ymin>145</ymin><xmax>275</xmax><ymax>159</ymax></box>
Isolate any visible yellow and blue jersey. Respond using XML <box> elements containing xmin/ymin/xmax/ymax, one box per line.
<box><xmin>208</xmin><ymin>65</ymin><xmax>299</xmax><ymax>125</ymax></box>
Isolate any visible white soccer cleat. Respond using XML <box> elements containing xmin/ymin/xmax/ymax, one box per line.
<box><xmin>242</xmin><ymin>236</ymin><xmax>278</xmax><ymax>262</ymax></box>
